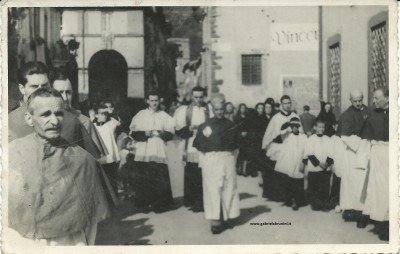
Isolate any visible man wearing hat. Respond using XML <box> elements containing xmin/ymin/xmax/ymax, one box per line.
<box><xmin>273</xmin><ymin>117</ymin><xmax>308</xmax><ymax>210</ymax></box>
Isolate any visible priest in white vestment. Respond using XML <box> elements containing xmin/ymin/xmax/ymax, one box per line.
<box><xmin>174</xmin><ymin>86</ymin><xmax>209</xmax><ymax>212</ymax></box>
<box><xmin>129</xmin><ymin>91</ymin><xmax>175</xmax><ymax>213</ymax></box>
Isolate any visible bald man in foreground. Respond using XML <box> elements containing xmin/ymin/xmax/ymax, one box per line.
<box><xmin>336</xmin><ymin>89</ymin><xmax>370</xmax><ymax>225</ymax></box>
<box><xmin>7</xmin><ymin>88</ymin><xmax>110</xmax><ymax>246</ymax></box>
<box><xmin>193</xmin><ymin>93</ymin><xmax>241</xmax><ymax>234</ymax></box>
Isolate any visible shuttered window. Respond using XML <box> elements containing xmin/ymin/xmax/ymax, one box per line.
<box><xmin>328</xmin><ymin>42</ymin><xmax>341</xmax><ymax>116</ymax></box>
<box><xmin>241</xmin><ymin>54</ymin><xmax>262</xmax><ymax>85</ymax></box>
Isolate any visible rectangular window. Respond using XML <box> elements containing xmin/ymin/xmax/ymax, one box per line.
<box><xmin>241</xmin><ymin>54</ymin><xmax>262</xmax><ymax>85</ymax></box>
<box><xmin>368</xmin><ymin>12</ymin><xmax>388</xmax><ymax>106</ymax></box>
<box><xmin>328</xmin><ymin>42</ymin><xmax>341</xmax><ymax>116</ymax></box>
<box><xmin>370</xmin><ymin>22</ymin><xmax>387</xmax><ymax>91</ymax></box>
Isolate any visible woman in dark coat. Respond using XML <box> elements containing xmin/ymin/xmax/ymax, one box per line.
<box><xmin>234</xmin><ymin>103</ymin><xmax>249</xmax><ymax>175</ymax></box>
<box><xmin>316</xmin><ymin>101</ymin><xmax>336</xmax><ymax>137</ymax></box>
<box><xmin>246</xmin><ymin>103</ymin><xmax>269</xmax><ymax>177</ymax></box>
<box><xmin>265</xmin><ymin>97</ymin><xmax>277</xmax><ymax>116</ymax></box>
<box><xmin>264</xmin><ymin>101</ymin><xmax>274</xmax><ymax>121</ymax></box>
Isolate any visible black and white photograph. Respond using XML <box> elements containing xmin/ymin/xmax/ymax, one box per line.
<box><xmin>2</xmin><ymin>1</ymin><xmax>399</xmax><ymax>253</ymax></box>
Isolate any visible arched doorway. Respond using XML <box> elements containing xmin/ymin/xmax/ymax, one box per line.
<box><xmin>88</xmin><ymin>50</ymin><xmax>128</xmax><ymax>103</ymax></box>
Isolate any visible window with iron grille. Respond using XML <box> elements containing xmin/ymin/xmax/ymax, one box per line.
<box><xmin>328</xmin><ymin>42</ymin><xmax>341</xmax><ymax>116</ymax></box>
<box><xmin>370</xmin><ymin>22</ymin><xmax>387</xmax><ymax>91</ymax></box>
<box><xmin>241</xmin><ymin>54</ymin><xmax>262</xmax><ymax>85</ymax></box>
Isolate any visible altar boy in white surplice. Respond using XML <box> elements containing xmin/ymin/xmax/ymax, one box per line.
<box><xmin>274</xmin><ymin>117</ymin><xmax>307</xmax><ymax>211</ymax></box>
<box><xmin>129</xmin><ymin>91</ymin><xmax>175</xmax><ymax>213</ymax></box>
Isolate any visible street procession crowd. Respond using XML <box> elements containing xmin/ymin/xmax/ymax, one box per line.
<box><xmin>7</xmin><ymin>60</ymin><xmax>389</xmax><ymax>246</ymax></box>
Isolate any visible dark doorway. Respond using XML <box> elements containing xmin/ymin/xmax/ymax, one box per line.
<box><xmin>88</xmin><ymin>50</ymin><xmax>128</xmax><ymax>103</ymax></box>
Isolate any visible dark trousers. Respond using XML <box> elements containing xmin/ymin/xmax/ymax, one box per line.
<box><xmin>274</xmin><ymin>171</ymin><xmax>305</xmax><ymax>206</ymax></box>
<box><xmin>247</xmin><ymin>148</ymin><xmax>264</xmax><ymax>177</ymax></box>
<box><xmin>262</xmin><ymin>160</ymin><xmax>285</xmax><ymax>202</ymax></box>
<box><xmin>102</xmin><ymin>162</ymin><xmax>119</xmax><ymax>195</ymax></box>
<box><xmin>134</xmin><ymin>161</ymin><xmax>174</xmax><ymax>209</ymax></box>
<box><xmin>307</xmin><ymin>171</ymin><xmax>332</xmax><ymax>210</ymax></box>
<box><xmin>183</xmin><ymin>162</ymin><xmax>203</xmax><ymax>209</ymax></box>
<box><xmin>119</xmin><ymin>153</ymin><xmax>136</xmax><ymax>196</ymax></box>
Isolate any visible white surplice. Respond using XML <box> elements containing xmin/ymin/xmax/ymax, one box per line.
<box><xmin>304</xmin><ymin>134</ymin><xmax>332</xmax><ymax>173</ymax></box>
<box><xmin>274</xmin><ymin>132</ymin><xmax>307</xmax><ymax>179</ymax></box>
<box><xmin>95</xmin><ymin>119</ymin><xmax>121</xmax><ymax>164</ymax></box>
<box><xmin>330</xmin><ymin>135</ymin><xmax>348</xmax><ymax>178</ymax></box>
<box><xmin>363</xmin><ymin>141</ymin><xmax>389</xmax><ymax>221</ymax></box>
<box><xmin>262</xmin><ymin>111</ymin><xmax>302</xmax><ymax>161</ymax></box>
<box><xmin>174</xmin><ymin>105</ymin><xmax>207</xmax><ymax>163</ymax></box>
<box><xmin>129</xmin><ymin>108</ymin><xmax>175</xmax><ymax>164</ymax></box>
<box><xmin>340</xmin><ymin>135</ymin><xmax>369</xmax><ymax>211</ymax></box>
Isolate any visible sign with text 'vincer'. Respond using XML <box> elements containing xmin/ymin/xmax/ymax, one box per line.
<box><xmin>271</xmin><ymin>24</ymin><xmax>319</xmax><ymax>51</ymax></box>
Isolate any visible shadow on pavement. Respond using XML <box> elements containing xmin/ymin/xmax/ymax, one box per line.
<box><xmin>95</xmin><ymin>199</ymin><xmax>153</xmax><ymax>245</ymax></box>
<box><xmin>239</xmin><ymin>192</ymin><xmax>257</xmax><ymax>201</ymax></box>
<box><xmin>95</xmin><ymin>196</ymin><xmax>185</xmax><ymax>245</ymax></box>
<box><xmin>96</xmin><ymin>217</ymin><xmax>153</xmax><ymax>245</ymax></box>
<box><xmin>233</xmin><ymin>205</ymin><xmax>271</xmax><ymax>227</ymax></box>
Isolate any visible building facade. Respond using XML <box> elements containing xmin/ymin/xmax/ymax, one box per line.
<box><xmin>8</xmin><ymin>7</ymin><xmax>177</xmax><ymax>115</ymax></box>
<box><xmin>202</xmin><ymin>6</ymin><xmax>320</xmax><ymax>114</ymax></box>
<box><xmin>321</xmin><ymin>6</ymin><xmax>389</xmax><ymax>116</ymax></box>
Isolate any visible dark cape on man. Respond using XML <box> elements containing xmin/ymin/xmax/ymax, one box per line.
<box><xmin>193</xmin><ymin>117</ymin><xmax>241</xmax><ymax>153</ymax></box>
<box><xmin>337</xmin><ymin>105</ymin><xmax>370</xmax><ymax>136</ymax></box>
<box><xmin>361</xmin><ymin>108</ymin><xmax>389</xmax><ymax>142</ymax></box>
<box><xmin>8</xmin><ymin>133</ymin><xmax>111</xmax><ymax>239</ymax></box>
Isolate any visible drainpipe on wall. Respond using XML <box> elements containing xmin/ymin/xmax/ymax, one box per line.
<box><xmin>202</xmin><ymin>6</ymin><xmax>213</xmax><ymax>100</ymax></box>
<box><xmin>318</xmin><ymin>6</ymin><xmax>323</xmax><ymax>101</ymax></box>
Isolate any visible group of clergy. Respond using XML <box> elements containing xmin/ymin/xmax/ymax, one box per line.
<box><xmin>129</xmin><ymin>87</ymin><xmax>240</xmax><ymax>234</ymax></box>
<box><xmin>335</xmin><ymin>88</ymin><xmax>389</xmax><ymax>241</ymax></box>
<box><xmin>6</xmin><ymin>60</ymin><xmax>391</xmax><ymax>245</ymax></box>
<box><xmin>261</xmin><ymin>88</ymin><xmax>389</xmax><ymax>241</ymax></box>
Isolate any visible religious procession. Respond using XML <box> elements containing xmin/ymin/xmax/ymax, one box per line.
<box><xmin>3</xmin><ymin>4</ymin><xmax>395</xmax><ymax>250</ymax></box>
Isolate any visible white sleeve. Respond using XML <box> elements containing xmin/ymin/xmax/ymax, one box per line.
<box><xmin>304</xmin><ymin>136</ymin><xmax>312</xmax><ymax>158</ymax></box>
<box><xmin>129</xmin><ymin>112</ymin><xmax>140</xmax><ymax>133</ymax></box>
<box><xmin>262</xmin><ymin>117</ymin><xmax>277</xmax><ymax>149</ymax></box>
<box><xmin>164</xmin><ymin>112</ymin><xmax>176</xmax><ymax>134</ymax></box>
<box><xmin>355</xmin><ymin>139</ymin><xmax>371</xmax><ymax>170</ymax></box>
<box><xmin>341</xmin><ymin>135</ymin><xmax>362</xmax><ymax>153</ymax></box>
<box><xmin>174</xmin><ymin>106</ymin><xmax>187</xmax><ymax>131</ymax></box>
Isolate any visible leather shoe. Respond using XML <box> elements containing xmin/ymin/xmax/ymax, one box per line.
<box><xmin>211</xmin><ymin>225</ymin><xmax>224</xmax><ymax>234</ymax></box>
<box><xmin>356</xmin><ymin>215</ymin><xmax>369</xmax><ymax>228</ymax></box>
